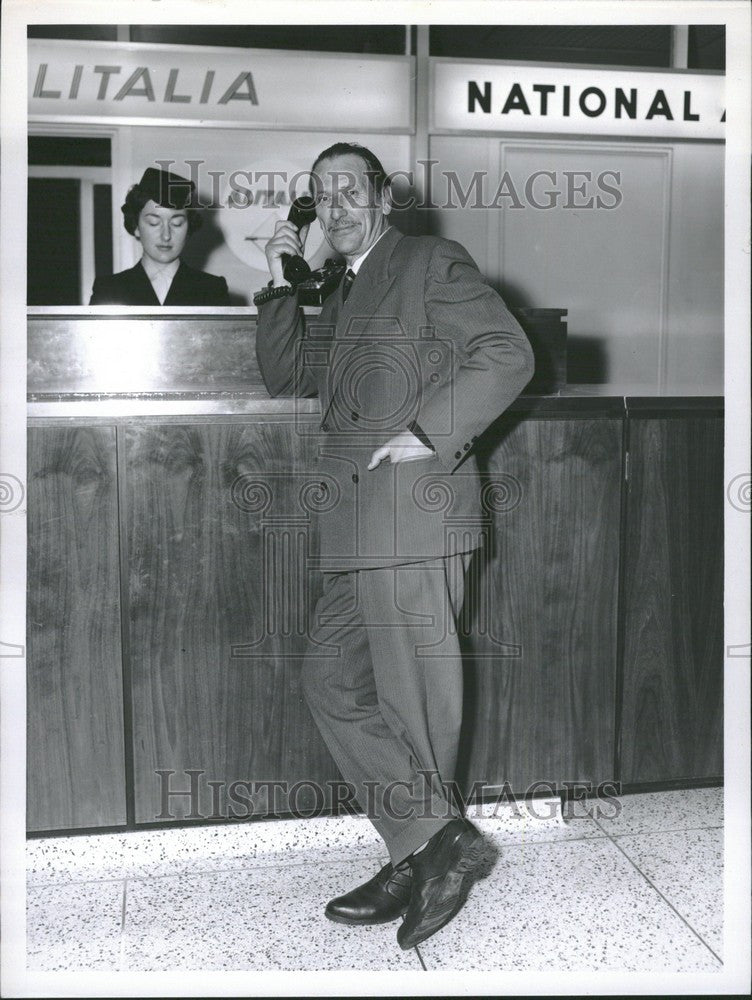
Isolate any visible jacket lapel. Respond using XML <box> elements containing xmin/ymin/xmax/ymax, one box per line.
<box><xmin>334</xmin><ymin>226</ymin><xmax>401</xmax><ymax>339</ymax></box>
<box><xmin>320</xmin><ymin>227</ymin><xmax>403</xmax><ymax>425</ymax></box>
<box><xmin>163</xmin><ymin>261</ymin><xmax>190</xmax><ymax>306</ymax></box>
<box><xmin>132</xmin><ymin>261</ymin><xmax>161</xmax><ymax>306</ymax></box>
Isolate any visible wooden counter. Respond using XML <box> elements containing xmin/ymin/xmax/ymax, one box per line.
<box><xmin>26</xmin><ymin>313</ymin><xmax>723</xmax><ymax>832</ymax></box>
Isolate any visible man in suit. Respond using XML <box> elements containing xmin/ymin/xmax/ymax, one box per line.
<box><xmin>90</xmin><ymin>167</ymin><xmax>229</xmax><ymax>306</ymax></box>
<box><xmin>255</xmin><ymin>143</ymin><xmax>534</xmax><ymax>948</ymax></box>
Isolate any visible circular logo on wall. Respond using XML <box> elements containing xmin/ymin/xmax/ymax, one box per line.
<box><xmin>217</xmin><ymin>160</ymin><xmax>329</xmax><ymax>272</ymax></box>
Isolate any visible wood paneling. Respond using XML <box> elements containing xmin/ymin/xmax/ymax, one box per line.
<box><xmin>26</xmin><ymin>401</ymin><xmax>723</xmax><ymax>832</ymax></box>
<box><xmin>122</xmin><ymin>421</ymin><xmax>339</xmax><ymax>823</ymax></box>
<box><xmin>27</xmin><ymin>426</ymin><xmax>126</xmax><ymax>830</ymax></box>
<box><xmin>620</xmin><ymin>414</ymin><xmax>723</xmax><ymax>782</ymax></box>
<box><xmin>456</xmin><ymin>415</ymin><xmax>623</xmax><ymax>793</ymax></box>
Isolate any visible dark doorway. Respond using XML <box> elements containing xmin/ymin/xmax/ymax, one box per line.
<box><xmin>28</xmin><ymin>178</ymin><xmax>81</xmax><ymax>305</ymax></box>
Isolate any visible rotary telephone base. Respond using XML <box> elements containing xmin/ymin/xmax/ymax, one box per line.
<box><xmin>253</xmin><ymin>259</ymin><xmax>346</xmax><ymax>307</ymax></box>
<box><xmin>292</xmin><ymin>258</ymin><xmax>347</xmax><ymax>306</ymax></box>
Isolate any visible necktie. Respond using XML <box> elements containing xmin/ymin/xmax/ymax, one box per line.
<box><xmin>342</xmin><ymin>268</ymin><xmax>355</xmax><ymax>303</ymax></box>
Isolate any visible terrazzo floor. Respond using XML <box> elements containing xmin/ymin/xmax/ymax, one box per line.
<box><xmin>26</xmin><ymin>787</ymin><xmax>723</xmax><ymax>973</ymax></box>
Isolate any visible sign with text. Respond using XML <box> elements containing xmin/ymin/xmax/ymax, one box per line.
<box><xmin>28</xmin><ymin>39</ymin><xmax>413</xmax><ymax>131</ymax></box>
<box><xmin>432</xmin><ymin>61</ymin><xmax>725</xmax><ymax>140</ymax></box>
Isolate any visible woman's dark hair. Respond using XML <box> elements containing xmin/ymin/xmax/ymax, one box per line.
<box><xmin>310</xmin><ymin>142</ymin><xmax>390</xmax><ymax>197</ymax></box>
<box><xmin>121</xmin><ymin>183</ymin><xmax>202</xmax><ymax>236</ymax></box>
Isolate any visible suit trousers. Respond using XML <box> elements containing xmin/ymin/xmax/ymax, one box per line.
<box><xmin>302</xmin><ymin>551</ymin><xmax>473</xmax><ymax>865</ymax></box>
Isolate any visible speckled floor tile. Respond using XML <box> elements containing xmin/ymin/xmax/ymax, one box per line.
<box><xmin>26</xmin><ymin>879</ymin><xmax>124</xmax><ymax>971</ymax></box>
<box><xmin>469</xmin><ymin>796</ymin><xmax>604</xmax><ymax>847</ymax></box>
<box><xmin>27</xmin><ymin>814</ymin><xmax>384</xmax><ymax>886</ymax></box>
<box><xmin>122</xmin><ymin>858</ymin><xmax>422</xmax><ymax>971</ymax></box>
<box><xmin>415</xmin><ymin>836</ymin><xmax>722</xmax><ymax>971</ymax></box>
<box><xmin>27</xmin><ymin>800</ymin><xmax>589</xmax><ymax>887</ymax></box>
<box><xmin>577</xmin><ymin>787</ymin><xmax>724</xmax><ymax>836</ymax></box>
<box><xmin>613</xmin><ymin>827</ymin><xmax>723</xmax><ymax>957</ymax></box>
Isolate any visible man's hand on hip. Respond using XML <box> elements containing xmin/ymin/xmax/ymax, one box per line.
<box><xmin>368</xmin><ymin>431</ymin><xmax>434</xmax><ymax>470</ymax></box>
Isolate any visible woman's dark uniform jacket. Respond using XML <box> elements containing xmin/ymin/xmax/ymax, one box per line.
<box><xmin>89</xmin><ymin>261</ymin><xmax>230</xmax><ymax>306</ymax></box>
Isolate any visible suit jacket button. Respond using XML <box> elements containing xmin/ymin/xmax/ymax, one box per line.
<box><xmin>455</xmin><ymin>450</ymin><xmax>462</xmax><ymax>459</ymax></box>
<box><xmin>463</xmin><ymin>443</ymin><xmax>470</xmax><ymax>450</ymax></box>
<box><xmin>321</xmin><ymin>422</ymin><xmax>329</xmax><ymax>431</ymax></box>
<box><xmin>351</xmin><ymin>411</ymin><xmax>359</xmax><ymax>421</ymax></box>
<box><xmin>351</xmin><ymin>473</ymin><xmax>359</xmax><ymax>484</ymax></box>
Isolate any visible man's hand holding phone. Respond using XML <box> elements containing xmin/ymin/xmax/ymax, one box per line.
<box><xmin>265</xmin><ymin>220</ymin><xmax>310</xmax><ymax>288</ymax></box>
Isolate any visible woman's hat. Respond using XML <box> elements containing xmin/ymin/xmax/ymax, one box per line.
<box><xmin>136</xmin><ymin>167</ymin><xmax>196</xmax><ymax>209</ymax></box>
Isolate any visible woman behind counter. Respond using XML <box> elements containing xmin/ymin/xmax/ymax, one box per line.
<box><xmin>90</xmin><ymin>167</ymin><xmax>230</xmax><ymax>306</ymax></box>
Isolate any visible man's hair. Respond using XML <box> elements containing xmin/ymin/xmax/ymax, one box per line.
<box><xmin>121</xmin><ymin>182</ymin><xmax>202</xmax><ymax>236</ymax></box>
<box><xmin>310</xmin><ymin>142</ymin><xmax>390</xmax><ymax>197</ymax></box>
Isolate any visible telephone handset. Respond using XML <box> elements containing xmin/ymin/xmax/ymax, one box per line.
<box><xmin>254</xmin><ymin>194</ymin><xmax>342</xmax><ymax>306</ymax></box>
<box><xmin>281</xmin><ymin>195</ymin><xmax>317</xmax><ymax>286</ymax></box>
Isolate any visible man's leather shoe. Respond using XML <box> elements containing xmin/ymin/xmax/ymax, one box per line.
<box><xmin>397</xmin><ymin>819</ymin><xmax>486</xmax><ymax>949</ymax></box>
<box><xmin>325</xmin><ymin>861</ymin><xmax>412</xmax><ymax>925</ymax></box>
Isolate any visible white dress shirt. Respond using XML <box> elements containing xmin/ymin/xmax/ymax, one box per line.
<box><xmin>348</xmin><ymin>226</ymin><xmax>391</xmax><ymax>275</ymax></box>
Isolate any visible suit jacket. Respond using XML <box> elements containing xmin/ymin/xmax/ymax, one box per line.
<box><xmin>255</xmin><ymin>227</ymin><xmax>535</xmax><ymax>571</ymax></box>
<box><xmin>89</xmin><ymin>260</ymin><xmax>230</xmax><ymax>306</ymax></box>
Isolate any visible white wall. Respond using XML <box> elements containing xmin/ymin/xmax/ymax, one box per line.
<box><xmin>428</xmin><ymin>134</ymin><xmax>723</xmax><ymax>392</ymax></box>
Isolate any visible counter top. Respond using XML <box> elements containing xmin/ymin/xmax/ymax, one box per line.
<box><xmin>27</xmin><ymin>388</ymin><xmax>723</xmax><ymax>423</ymax></box>
<box><xmin>26</xmin><ymin>310</ymin><xmax>723</xmax><ymax>420</ymax></box>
